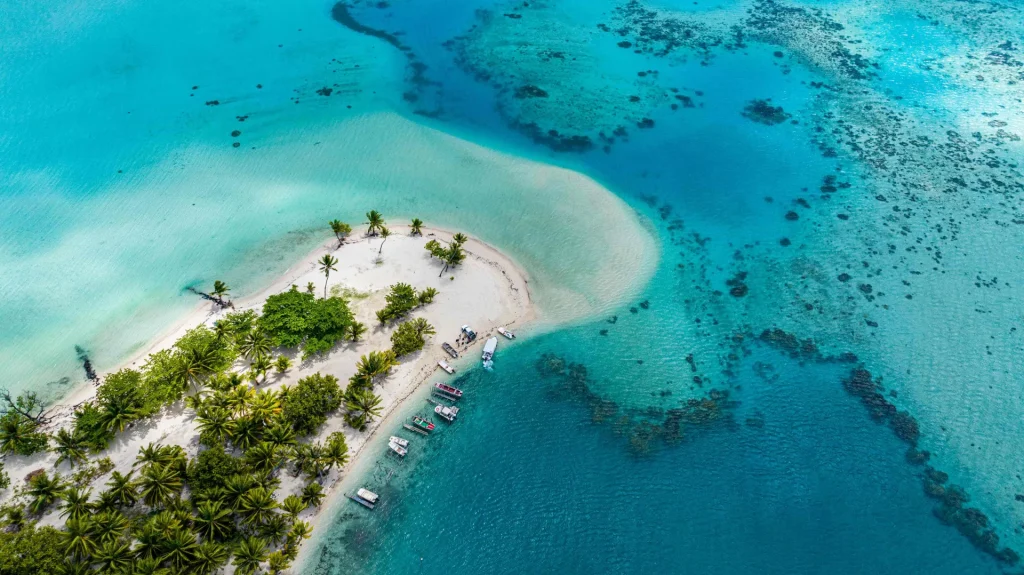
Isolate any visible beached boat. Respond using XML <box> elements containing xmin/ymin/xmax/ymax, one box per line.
<box><xmin>389</xmin><ymin>436</ymin><xmax>409</xmax><ymax>448</ymax></box>
<box><xmin>461</xmin><ymin>324</ymin><xmax>477</xmax><ymax>341</ymax></box>
<box><xmin>442</xmin><ymin>342</ymin><xmax>459</xmax><ymax>358</ymax></box>
<box><xmin>434</xmin><ymin>404</ymin><xmax>460</xmax><ymax>423</ymax></box>
<box><xmin>388</xmin><ymin>439</ymin><xmax>407</xmax><ymax>457</ymax></box>
<box><xmin>498</xmin><ymin>327</ymin><xmax>516</xmax><ymax>340</ymax></box>
<box><xmin>434</xmin><ymin>382</ymin><xmax>463</xmax><ymax>399</ymax></box>
<box><xmin>411</xmin><ymin>416</ymin><xmax>435</xmax><ymax>433</ymax></box>
<box><xmin>347</xmin><ymin>487</ymin><xmax>379</xmax><ymax>509</ymax></box>
<box><xmin>482</xmin><ymin>336</ymin><xmax>498</xmax><ymax>369</ymax></box>
<box><xmin>438</xmin><ymin>359</ymin><xmax>455</xmax><ymax>374</ymax></box>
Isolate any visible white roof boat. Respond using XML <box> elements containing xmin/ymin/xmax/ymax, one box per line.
<box><xmin>434</xmin><ymin>404</ymin><xmax>460</xmax><ymax>422</ymax></box>
<box><xmin>389</xmin><ymin>436</ymin><xmax>409</xmax><ymax>449</ymax></box>
<box><xmin>482</xmin><ymin>336</ymin><xmax>498</xmax><ymax>369</ymax></box>
<box><xmin>437</xmin><ymin>359</ymin><xmax>455</xmax><ymax>374</ymax></box>
<box><xmin>434</xmin><ymin>382</ymin><xmax>463</xmax><ymax>399</ymax></box>
<box><xmin>348</xmin><ymin>488</ymin><xmax>379</xmax><ymax>509</ymax></box>
<box><xmin>388</xmin><ymin>440</ymin><xmax>407</xmax><ymax>457</ymax></box>
<box><xmin>497</xmin><ymin>327</ymin><xmax>516</xmax><ymax>340</ymax></box>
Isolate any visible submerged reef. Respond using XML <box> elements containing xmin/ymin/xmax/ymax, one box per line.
<box><xmin>741</xmin><ymin>99</ymin><xmax>791</xmax><ymax>125</ymax></box>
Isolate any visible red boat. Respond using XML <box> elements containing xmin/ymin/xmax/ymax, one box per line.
<box><xmin>434</xmin><ymin>382</ymin><xmax>464</xmax><ymax>400</ymax></box>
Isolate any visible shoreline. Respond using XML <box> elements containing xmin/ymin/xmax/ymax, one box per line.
<box><xmin>1</xmin><ymin>224</ymin><xmax>538</xmax><ymax>566</ymax></box>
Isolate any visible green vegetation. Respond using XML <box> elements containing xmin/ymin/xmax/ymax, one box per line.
<box><xmin>424</xmin><ymin>233</ymin><xmax>468</xmax><ymax>277</ymax></box>
<box><xmin>410</xmin><ymin>218</ymin><xmax>423</xmax><ymax>236</ymax></box>
<box><xmin>377</xmin><ymin>226</ymin><xmax>391</xmax><ymax>254</ymax></box>
<box><xmin>259</xmin><ymin>286</ymin><xmax>354</xmax><ymax>360</ymax></box>
<box><xmin>329</xmin><ymin>219</ymin><xmax>352</xmax><ymax>247</ymax></box>
<box><xmin>344</xmin><ymin>388</ymin><xmax>383</xmax><ymax>431</ymax></box>
<box><xmin>390</xmin><ymin>318</ymin><xmax>436</xmax><ymax>357</ymax></box>
<box><xmin>281</xmin><ymin>374</ymin><xmax>344</xmax><ymax>436</ymax></box>
<box><xmin>375</xmin><ymin>283</ymin><xmax>438</xmax><ymax>325</ymax></box>
<box><xmin>0</xmin><ymin>525</ymin><xmax>64</xmax><ymax>575</ymax></box>
<box><xmin>365</xmin><ymin>210</ymin><xmax>385</xmax><ymax>236</ymax></box>
<box><xmin>317</xmin><ymin>253</ymin><xmax>338</xmax><ymax>300</ymax></box>
<box><xmin>210</xmin><ymin>280</ymin><xmax>231</xmax><ymax>306</ymax></box>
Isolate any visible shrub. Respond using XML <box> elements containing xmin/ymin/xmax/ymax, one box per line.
<box><xmin>390</xmin><ymin>321</ymin><xmax>426</xmax><ymax>357</ymax></box>
<box><xmin>260</xmin><ymin>287</ymin><xmax>354</xmax><ymax>359</ymax></box>
<box><xmin>188</xmin><ymin>445</ymin><xmax>247</xmax><ymax>500</ymax></box>
<box><xmin>281</xmin><ymin>374</ymin><xmax>344</xmax><ymax>436</ymax></box>
<box><xmin>0</xmin><ymin>526</ymin><xmax>64</xmax><ymax>575</ymax></box>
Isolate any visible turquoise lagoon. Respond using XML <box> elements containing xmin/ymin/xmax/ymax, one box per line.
<box><xmin>3</xmin><ymin>0</ymin><xmax>1024</xmax><ymax>573</ymax></box>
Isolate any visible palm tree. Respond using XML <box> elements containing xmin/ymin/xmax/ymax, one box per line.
<box><xmin>196</xmin><ymin>407</ymin><xmax>234</xmax><ymax>444</ymax></box>
<box><xmin>100</xmin><ymin>395</ymin><xmax>141</xmax><ymax>433</ymax></box>
<box><xmin>106</xmin><ymin>470</ymin><xmax>138</xmax><ymax>507</ymax></box>
<box><xmin>378</xmin><ymin>226</ymin><xmax>391</xmax><ymax>254</ymax></box>
<box><xmin>3</xmin><ymin>507</ymin><xmax>25</xmax><ymax>532</ymax></box>
<box><xmin>240</xmin><ymin>327</ymin><xmax>271</xmax><ymax>361</ymax></box>
<box><xmin>93</xmin><ymin>490</ymin><xmax>120</xmax><ymax>514</ymax></box>
<box><xmin>451</xmin><ymin>232</ymin><xmax>468</xmax><ymax>247</ymax></box>
<box><xmin>193</xmin><ymin>500</ymin><xmax>233</xmax><ymax>542</ymax></box>
<box><xmin>274</xmin><ymin>355</ymin><xmax>291</xmax><ymax>374</ymax></box>
<box><xmin>410</xmin><ymin>218</ymin><xmax>424</xmax><ymax>235</ymax></box>
<box><xmin>61</xmin><ymin>517</ymin><xmax>95</xmax><ymax>560</ymax></box>
<box><xmin>264</xmin><ymin>421</ymin><xmax>296</xmax><ymax>449</ymax></box>
<box><xmin>248</xmin><ymin>390</ymin><xmax>281</xmax><ymax>424</ymax></box>
<box><xmin>280</xmin><ymin>495</ymin><xmax>306</xmax><ymax>519</ymax></box>
<box><xmin>288</xmin><ymin>520</ymin><xmax>313</xmax><ymax>543</ymax></box>
<box><xmin>210</xmin><ymin>280</ymin><xmax>231</xmax><ymax>306</ymax></box>
<box><xmin>244</xmin><ymin>442</ymin><xmax>282</xmax><ymax>474</ymax></box>
<box><xmin>345</xmin><ymin>388</ymin><xmax>383</xmax><ymax>431</ymax></box>
<box><xmin>132</xmin><ymin>523</ymin><xmax>165</xmax><ymax>561</ymax></box>
<box><xmin>92</xmin><ymin>538</ymin><xmax>133</xmax><ymax>573</ymax></box>
<box><xmin>249</xmin><ymin>353</ymin><xmax>272</xmax><ymax>384</ymax></box>
<box><xmin>258</xmin><ymin>512</ymin><xmax>290</xmax><ymax>546</ymax></box>
<box><xmin>27</xmin><ymin>471</ymin><xmax>64</xmax><ymax>514</ymax></box>
<box><xmin>91</xmin><ymin>509</ymin><xmax>130</xmax><ymax>544</ymax></box>
<box><xmin>59</xmin><ymin>486</ymin><xmax>92</xmax><ymax>521</ymax></box>
<box><xmin>128</xmin><ymin>558</ymin><xmax>169</xmax><ymax>575</ymax></box>
<box><xmin>417</xmin><ymin>287</ymin><xmax>439</xmax><ymax>305</ymax></box>
<box><xmin>318</xmin><ymin>253</ymin><xmax>338</xmax><ymax>299</ymax></box>
<box><xmin>365</xmin><ymin>210</ymin><xmax>385</xmax><ymax>236</ymax></box>
<box><xmin>300</xmin><ymin>481</ymin><xmax>325</xmax><ymax>508</ymax></box>
<box><xmin>53</xmin><ymin>427</ymin><xmax>89</xmax><ymax>468</ymax></box>
<box><xmin>0</xmin><ymin>415</ymin><xmax>34</xmax><ymax>454</ymax></box>
<box><xmin>306</xmin><ymin>281</ymin><xmax>316</xmax><ymax>295</ymax></box>
<box><xmin>410</xmin><ymin>317</ymin><xmax>436</xmax><ymax>338</ymax></box>
<box><xmin>325</xmin><ymin>432</ymin><xmax>350</xmax><ymax>471</ymax></box>
<box><xmin>347</xmin><ymin>321</ymin><xmax>367</xmax><ymax>342</ymax></box>
<box><xmin>222</xmin><ymin>474</ymin><xmax>256</xmax><ymax>511</ymax></box>
<box><xmin>267</xmin><ymin>550</ymin><xmax>292</xmax><ymax>575</ymax></box>
<box><xmin>192</xmin><ymin>541</ymin><xmax>230</xmax><ymax>575</ymax></box>
<box><xmin>329</xmin><ymin>219</ymin><xmax>352</xmax><ymax>247</ymax></box>
<box><xmin>139</xmin><ymin>464</ymin><xmax>183</xmax><ymax>507</ymax></box>
<box><xmin>354</xmin><ymin>350</ymin><xmax>398</xmax><ymax>388</ymax></box>
<box><xmin>233</xmin><ymin>536</ymin><xmax>269</xmax><ymax>575</ymax></box>
<box><xmin>56</xmin><ymin>560</ymin><xmax>92</xmax><ymax>575</ymax></box>
<box><xmin>213</xmin><ymin>319</ymin><xmax>231</xmax><ymax>341</ymax></box>
<box><xmin>229</xmin><ymin>416</ymin><xmax>262</xmax><ymax>451</ymax></box>
<box><xmin>440</xmin><ymin>243</ymin><xmax>466</xmax><ymax>277</ymax></box>
<box><xmin>225</xmin><ymin>384</ymin><xmax>255</xmax><ymax>416</ymax></box>
<box><xmin>241</xmin><ymin>486</ymin><xmax>278</xmax><ymax>525</ymax></box>
<box><xmin>162</xmin><ymin>527</ymin><xmax>199</xmax><ymax>571</ymax></box>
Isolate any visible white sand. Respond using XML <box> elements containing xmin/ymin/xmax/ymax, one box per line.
<box><xmin>1</xmin><ymin>226</ymin><xmax>533</xmax><ymax>540</ymax></box>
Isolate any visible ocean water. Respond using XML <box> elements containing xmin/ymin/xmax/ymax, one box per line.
<box><xmin>3</xmin><ymin>0</ymin><xmax>1024</xmax><ymax>573</ymax></box>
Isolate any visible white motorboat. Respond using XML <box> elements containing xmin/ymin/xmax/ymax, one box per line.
<box><xmin>482</xmin><ymin>336</ymin><xmax>498</xmax><ymax>369</ymax></box>
<box><xmin>434</xmin><ymin>404</ymin><xmax>460</xmax><ymax>423</ymax></box>
<box><xmin>497</xmin><ymin>327</ymin><xmax>516</xmax><ymax>340</ymax></box>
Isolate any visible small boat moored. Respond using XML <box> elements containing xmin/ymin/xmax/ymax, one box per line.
<box><xmin>438</xmin><ymin>360</ymin><xmax>455</xmax><ymax>374</ymax></box>
<box><xmin>411</xmin><ymin>416</ymin><xmax>435</xmax><ymax>433</ymax></box>
<box><xmin>461</xmin><ymin>325</ymin><xmax>477</xmax><ymax>341</ymax></box>
<box><xmin>347</xmin><ymin>487</ymin><xmax>379</xmax><ymax>509</ymax></box>
<box><xmin>441</xmin><ymin>342</ymin><xmax>459</xmax><ymax>358</ymax></box>
<box><xmin>482</xmin><ymin>336</ymin><xmax>498</xmax><ymax>369</ymax></box>
<box><xmin>434</xmin><ymin>404</ymin><xmax>460</xmax><ymax>423</ymax></box>
<box><xmin>389</xmin><ymin>436</ymin><xmax>409</xmax><ymax>449</ymax></box>
<box><xmin>498</xmin><ymin>327</ymin><xmax>516</xmax><ymax>340</ymax></box>
<box><xmin>388</xmin><ymin>439</ymin><xmax>407</xmax><ymax>457</ymax></box>
<box><xmin>434</xmin><ymin>382</ymin><xmax>463</xmax><ymax>399</ymax></box>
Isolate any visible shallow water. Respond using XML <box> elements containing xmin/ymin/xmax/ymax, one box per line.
<box><xmin>3</xmin><ymin>0</ymin><xmax>1024</xmax><ymax>572</ymax></box>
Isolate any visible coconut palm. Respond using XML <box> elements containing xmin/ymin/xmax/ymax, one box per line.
<box><xmin>61</xmin><ymin>517</ymin><xmax>95</xmax><ymax>559</ymax></box>
<box><xmin>229</xmin><ymin>416</ymin><xmax>262</xmax><ymax>451</ymax></box>
<box><xmin>348</xmin><ymin>321</ymin><xmax>367</xmax><ymax>342</ymax></box>
<box><xmin>192</xmin><ymin>541</ymin><xmax>230</xmax><ymax>575</ymax></box>
<box><xmin>59</xmin><ymin>487</ymin><xmax>93</xmax><ymax>521</ymax></box>
<box><xmin>132</xmin><ymin>523</ymin><xmax>164</xmax><ymax>561</ymax></box>
<box><xmin>329</xmin><ymin>219</ymin><xmax>351</xmax><ymax>247</ymax></box>
<box><xmin>288</xmin><ymin>520</ymin><xmax>313</xmax><ymax>543</ymax></box>
<box><xmin>268</xmin><ymin>550</ymin><xmax>292</xmax><ymax>575</ymax></box>
<box><xmin>305</xmin><ymin>281</ymin><xmax>316</xmax><ymax>295</ymax></box>
<box><xmin>258</xmin><ymin>512</ymin><xmax>290</xmax><ymax>546</ymax></box>
<box><xmin>241</xmin><ymin>486</ymin><xmax>277</xmax><ymax>526</ymax></box>
<box><xmin>244</xmin><ymin>442</ymin><xmax>282</xmax><ymax>474</ymax></box>
<box><xmin>354</xmin><ymin>350</ymin><xmax>398</xmax><ymax>387</ymax></box>
<box><xmin>139</xmin><ymin>464</ymin><xmax>183</xmax><ymax>507</ymax></box>
<box><xmin>318</xmin><ymin>253</ymin><xmax>338</xmax><ymax>299</ymax></box>
<box><xmin>53</xmin><ymin>427</ymin><xmax>89</xmax><ymax>468</ymax></box>
<box><xmin>240</xmin><ymin>327</ymin><xmax>271</xmax><ymax>362</ymax></box>
<box><xmin>263</xmin><ymin>421</ymin><xmax>296</xmax><ymax>449</ymax></box>
<box><xmin>417</xmin><ymin>287</ymin><xmax>438</xmax><ymax>305</ymax></box>
<box><xmin>193</xmin><ymin>500</ymin><xmax>233</xmax><ymax>542</ymax></box>
<box><xmin>211</xmin><ymin>280</ymin><xmax>231</xmax><ymax>305</ymax></box>
<box><xmin>127</xmin><ymin>558</ymin><xmax>169</xmax><ymax>575</ymax></box>
<box><xmin>225</xmin><ymin>384</ymin><xmax>255</xmax><ymax>416</ymax></box>
<box><xmin>365</xmin><ymin>210</ymin><xmax>385</xmax><ymax>236</ymax></box>
<box><xmin>56</xmin><ymin>560</ymin><xmax>92</xmax><ymax>575</ymax></box>
<box><xmin>100</xmin><ymin>395</ymin><xmax>141</xmax><ymax>433</ymax></box>
<box><xmin>162</xmin><ymin>527</ymin><xmax>199</xmax><ymax>571</ymax></box>
<box><xmin>345</xmin><ymin>388</ymin><xmax>383</xmax><ymax>431</ymax></box>
<box><xmin>440</xmin><ymin>243</ymin><xmax>466</xmax><ymax>277</ymax></box>
<box><xmin>248</xmin><ymin>390</ymin><xmax>281</xmax><ymax>424</ymax></box>
<box><xmin>3</xmin><ymin>507</ymin><xmax>25</xmax><ymax>532</ymax></box>
<box><xmin>377</xmin><ymin>226</ymin><xmax>391</xmax><ymax>254</ymax></box>
<box><xmin>0</xmin><ymin>416</ymin><xmax>34</xmax><ymax>455</ymax></box>
<box><xmin>301</xmin><ymin>481</ymin><xmax>325</xmax><ymax>508</ymax></box>
<box><xmin>222</xmin><ymin>474</ymin><xmax>255</xmax><ymax>511</ymax></box>
<box><xmin>274</xmin><ymin>355</ymin><xmax>291</xmax><ymax>374</ymax></box>
<box><xmin>410</xmin><ymin>218</ymin><xmax>424</xmax><ymax>235</ymax></box>
<box><xmin>196</xmin><ymin>407</ymin><xmax>234</xmax><ymax>444</ymax></box>
<box><xmin>91</xmin><ymin>510</ymin><xmax>130</xmax><ymax>544</ymax></box>
<box><xmin>325</xmin><ymin>433</ymin><xmax>350</xmax><ymax>470</ymax></box>
<box><xmin>92</xmin><ymin>539</ymin><xmax>133</xmax><ymax>573</ymax></box>
<box><xmin>213</xmin><ymin>319</ymin><xmax>231</xmax><ymax>341</ymax></box>
<box><xmin>451</xmin><ymin>232</ymin><xmax>468</xmax><ymax>247</ymax></box>
<box><xmin>233</xmin><ymin>536</ymin><xmax>269</xmax><ymax>575</ymax></box>
<box><xmin>279</xmin><ymin>495</ymin><xmax>306</xmax><ymax>519</ymax></box>
<box><xmin>27</xmin><ymin>471</ymin><xmax>65</xmax><ymax>514</ymax></box>
<box><xmin>249</xmin><ymin>353</ymin><xmax>272</xmax><ymax>384</ymax></box>
<box><xmin>410</xmin><ymin>317</ymin><xmax>436</xmax><ymax>338</ymax></box>
<box><xmin>105</xmin><ymin>470</ymin><xmax>138</xmax><ymax>507</ymax></box>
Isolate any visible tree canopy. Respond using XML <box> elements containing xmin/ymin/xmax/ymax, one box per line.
<box><xmin>259</xmin><ymin>287</ymin><xmax>354</xmax><ymax>359</ymax></box>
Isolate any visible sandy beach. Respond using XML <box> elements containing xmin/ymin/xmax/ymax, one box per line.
<box><xmin>1</xmin><ymin>225</ymin><xmax>535</xmax><ymax>543</ymax></box>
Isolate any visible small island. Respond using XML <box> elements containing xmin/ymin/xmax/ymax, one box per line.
<box><xmin>0</xmin><ymin>213</ymin><xmax>532</xmax><ymax>574</ymax></box>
